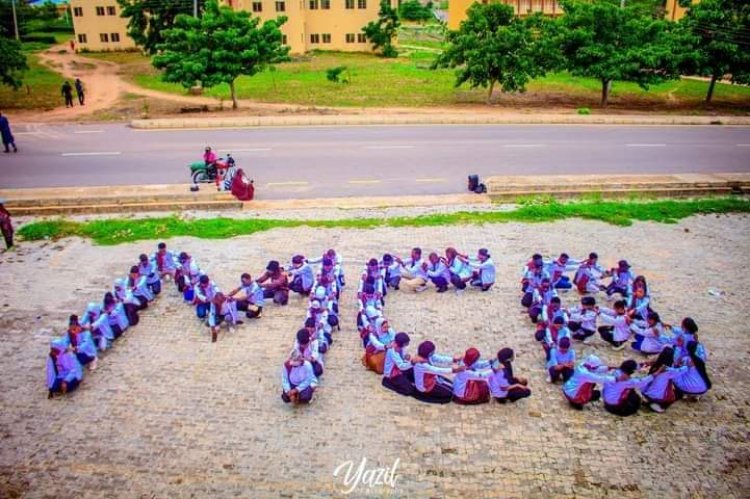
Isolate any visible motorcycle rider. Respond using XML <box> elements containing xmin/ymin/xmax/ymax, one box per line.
<box><xmin>203</xmin><ymin>146</ymin><xmax>218</xmax><ymax>181</ymax></box>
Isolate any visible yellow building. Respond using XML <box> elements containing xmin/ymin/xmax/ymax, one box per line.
<box><xmin>70</xmin><ymin>0</ymin><xmax>392</xmax><ymax>53</ymax></box>
<box><xmin>664</xmin><ymin>0</ymin><xmax>695</xmax><ymax>21</ymax></box>
<box><xmin>448</xmin><ymin>0</ymin><xmax>561</xmax><ymax>30</ymax></box>
<box><xmin>70</xmin><ymin>1</ymin><xmax>137</xmax><ymax>51</ymax></box>
<box><xmin>448</xmin><ymin>0</ymin><xmax>695</xmax><ymax>31</ymax></box>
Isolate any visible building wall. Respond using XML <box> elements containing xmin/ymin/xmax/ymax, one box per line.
<box><xmin>71</xmin><ymin>0</ymin><xmax>388</xmax><ymax>53</ymax></box>
<box><xmin>665</xmin><ymin>0</ymin><xmax>696</xmax><ymax>21</ymax></box>
<box><xmin>448</xmin><ymin>0</ymin><xmax>560</xmax><ymax>30</ymax></box>
<box><xmin>228</xmin><ymin>0</ymin><xmax>389</xmax><ymax>53</ymax></box>
<box><xmin>70</xmin><ymin>0</ymin><xmax>136</xmax><ymax>51</ymax></box>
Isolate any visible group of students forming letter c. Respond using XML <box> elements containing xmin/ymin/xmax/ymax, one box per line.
<box><xmin>522</xmin><ymin>252</ymin><xmax>712</xmax><ymax>416</ymax></box>
<box><xmin>357</xmin><ymin>247</ymin><xmax>527</xmax><ymax>405</ymax></box>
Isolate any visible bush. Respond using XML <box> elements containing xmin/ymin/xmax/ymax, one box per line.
<box><xmin>326</xmin><ymin>66</ymin><xmax>349</xmax><ymax>83</ymax></box>
<box><xmin>577</xmin><ymin>107</ymin><xmax>591</xmax><ymax>115</ymax></box>
<box><xmin>21</xmin><ymin>34</ymin><xmax>57</xmax><ymax>44</ymax></box>
<box><xmin>399</xmin><ymin>0</ymin><xmax>433</xmax><ymax>22</ymax></box>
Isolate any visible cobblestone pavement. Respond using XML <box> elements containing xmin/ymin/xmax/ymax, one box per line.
<box><xmin>0</xmin><ymin>214</ymin><xmax>748</xmax><ymax>498</ymax></box>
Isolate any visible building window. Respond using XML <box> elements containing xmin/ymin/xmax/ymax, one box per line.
<box><xmin>96</xmin><ymin>6</ymin><xmax>105</xmax><ymax>15</ymax></box>
<box><xmin>322</xmin><ymin>33</ymin><xmax>331</xmax><ymax>43</ymax></box>
<box><xmin>309</xmin><ymin>0</ymin><xmax>318</xmax><ymax>8</ymax></box>
<box><xmin>345</xmin><ymin>0</ymin><xmax>354</xmax><ymax>7</ymax></box>
<box><xmin>73</xmin><ymin>6</ymin><xmax>83</xmax><ymax>16</ymax></box>
<box><xmin>345</xmin><ymin>33</ymin><xmax>354</xmax><ymax>43</ymax></box>
<box><xmin>77</xmin><ymin>33</ymin><xmax>87</xmax><ymax>43</ymax></box>
<box><xmin>281</xmin><ymin>34</ymin><xmax>287</xmax><ymax>44</ymax></box>
<box><xmin>107</xmin><ymin>6</ymin><xmax>116</xmax><ymax>15</ymax></box>
<box><xmin>321</xmin><ymin>0</ymin><xmax>330</xmax><ymax>8</ymax></box>
<box><xmin>252</xmin><ymin>1</ymin><xmax>262</xmax><ymax>11</ymax></box>
<box><xmin>357</xmin><ymin>0</ymin><xmax>366</xmax><ymax>8</ymax></box>
<box><xmin>275</xmin><ymin>1</ymin><xmax>285</xmax><ymax>11</ymax></box>
<box><xmin>111</xmin><ymin>32</ymin><xmax>120</xmax><ymax>42</ymax></box>
<box><xmin>357</xmin><ymin>33</ymin><xmax>366</xmax><ymax>43</ymax></box>
<box><xmin>100</xmin><ymin>33</ymin><xmax>109</xmax><ymax>42</ymax></box>
<box><xmin>310</xmin><ymin>33</ymin><xmax>320</xmax><ymax>44</ymax></box>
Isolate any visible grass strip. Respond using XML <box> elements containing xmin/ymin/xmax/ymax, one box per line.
<box><xmin>16</xmin><ymin>197</ymin><xmax>750</xmax><ymax>246</ymax></box>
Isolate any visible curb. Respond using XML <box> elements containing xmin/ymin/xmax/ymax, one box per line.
<box><xmin>129</xmin><ymin>114</ymin><xmax>750</xmax><ymax>130</ymax></box>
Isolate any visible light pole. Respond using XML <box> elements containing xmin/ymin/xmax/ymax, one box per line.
<box><xmin>11</xmin><ymin>0</ymin><xmax>20</xmax><ymax>41</ymax></box>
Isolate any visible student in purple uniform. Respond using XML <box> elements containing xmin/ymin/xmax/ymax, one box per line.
<box><xmin>281</xmin><ymin>349</ymin><xmax>318</xmax><ymax>405</ymax></box>
<box><xmin>381</xmin><ymin>253</ymin><xmax>401</xmax><ymax>290</ymax></box>
<box><xmin>573</xmin><ymin>252</ymin><xmax>607</xmax><ymax>295</ymax></box>
<box><xmin>424</xmin><ymin>252</ymin><xmax>451</xmax><ymax>293</ymax></box>
<box><xmin>396</xmin><ymin>248</ymin><xmax>428</xmax><ymax>293</ymax></box>
<box><xmin>568</xmin><ymin>296</ymin><xmax>598</xmax><ymax>343</ymax></box>
<box><xmin>538</xmin><ymin>316</ymin><xmax>571</xmax><ymax>360</ymax></box>
<box><xmin>546</xmin><ymin>252</ymin><xmax>579</xmax><ymax>290</ymax></box>
<box><xmin>127</xmin><ymin>265</ymin><xmax>152</xmax><ymax>309</ymax></box>
<box><xmin>412</xmin><ymin>341</ymin><xmax>464</xmax><ymax>404</ymax></box>
<box><xmin>528</xmin><ymin>278</ymin><xmax>556</xmax><ymax>323</ymax></box>
<box><xmin>490</xmin><ymin>348</ymin><xmax>531</xmax><ymax>403</ymax></box>
<box><xmin>228</xmin><ymin>273</ymin><xmax>264</xmax><ymax>318</ymax></box>
<box><xmin>194</xmin><ymin>274</ymin><xmax>218</xmax><ymax>319</ymax></box>
<box><xmin>605</xmin><ymin>260</ymin><xmax>635</xmax><ymax>298</ymax></box>
<box><xmin>521</xmin><ymin>259</ymin><xmax>549</xmax><ymax>308</ymax></box>
<box><xmin>562</xmin><ymin>355</ymin><xmax>615</xmax><ymax>410</ymax></box>
<box><xmin>602</xmin><ymin>360</ymin><xmax>653</xmax><ymax>417</ymax></box>
<box><xmin>176</xmin><ymin>252</ymin><xmax>200</xmax><ymax>300</ymax></box>
<box><xmin>630</xmin><ymin>311</ymin><xmax>667</xmax><ymax>355</ymax></box>
<box><xmin>452</xmin><ymin>348</ymin><xmax>492</xmax><ymax>405</ymax></box>
<box><xmin>444</xmin><ymin>247</ymin><xmax>472</xmax><ymax>293</ymax></box>
<box><xmin>288</xmin><ymin>255</ymin><xmax>315</xmax><ymax>297</ymax></box>
<box><xmin>382</xmin><ymin>332</ymin><xmax>415</xmax><ymax>396</ymax></box>
<box><xmin>138</xmin><ymin>253</ymin><xmax>161</xmax><ymax>296</ymax></box>
<box><xmin>597</xmin><ymin>299</ymin><xmax>632</xmax><ymax>351</ymax></box>
<box><xmin>546</xmin><ymin>337</ymin><xmax>576</xmax><ymax>383</ymax></box>
<box><xmin>207</xmin><ymin>293</ymin><xmax>242</xmax><ymax>343</ymax></box>
<box><xmin>642</xmin><ymin>347</ymin><xmax>688</xmax><ymax>413</ymax></box>
<box><xmin>295</xmin><ymin>328</ymin><xmax>323</xmax><ymax>377</ymax></box>
<box><xmin>153</xmin><ymin>242</ymin><xmax>178</xmax><ymax>280</ymax></box>
<box><xmin>46</xmin><ymin>338</ymin><xmax>84</xmax><ymax>398</ymax></box>
<box><xmin>674</xmin><ymin>341</ymin><xmax>711</xmax><ymax>401</ymax></box>
<box><xmin>358</xmin><ymin>258</ymin><xmax>384</xmax><ymax>301</ymax></box>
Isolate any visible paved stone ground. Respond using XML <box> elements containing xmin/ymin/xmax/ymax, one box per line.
<box><xmin>0</xmin><ymin>214</ymin><xmax>749</xmax><ymax>498</ymax></box>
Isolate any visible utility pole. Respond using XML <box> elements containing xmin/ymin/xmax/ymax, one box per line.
<box><xmin>11</xmin><ymin>0</ymin><xmax>20</xmax><ymax>41</ymax></box>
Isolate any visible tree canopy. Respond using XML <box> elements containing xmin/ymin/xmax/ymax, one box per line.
<box><xmin>557</xmin><ymin>0</ymin><xmax>689</xmax><ymax>106</ymax></box>
<box><xmin>0</xmin><ymin>29</ymin><xmax>28</xmax><ymax>90</ymax></box>
<box><xmin>117</xmin><ymin>0</ymin><xmax>205</xmax><ymax>54</ymax></box>
<box><xmin>433</xmin><ymin>3</ymin><xmax>557</xmax><ymax>103</ymax></box>
<box><xmin>363</xmin><ymin>0</ymin><xmax>400</xmax><ymax>57</ymax></box>
<box><xmin>398</xmin><ymin>0</ymin><xmax>433</xmax><ymax>22</ymax></box>
<box><xmin>152</xmin><ymin>0</ymin><xmax>289</xmax><ymax>109</ymax></box>
<box><xmin>679</xmin><ymin>0</ymin><xmax>750</xmax><ymax>102</ymax></box>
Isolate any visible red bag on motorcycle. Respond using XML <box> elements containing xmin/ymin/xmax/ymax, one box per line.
<box><xmin>230</xmin><ymin>168</ymin><xmax>255</xmax><ymax>201</ymax></box>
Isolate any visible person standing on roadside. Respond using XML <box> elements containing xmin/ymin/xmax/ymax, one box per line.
<box><xmin>0</xmin><ymin>112</ymin><xmax>17</xmax><ymax>153</ymax></box>
<box><xmin>0</xmin><ymin>202</ymin><xmax>14</xmax><ymax>249</ymax></box>
<box><xmin>61</xmin><ymin>81</ymin><xmax>74</xmax><ymax>108</ymax></box>
<box><xmin>75</xmin><ymin>78</ymin><xmax>85</xmax><ymax>105</ymax></box>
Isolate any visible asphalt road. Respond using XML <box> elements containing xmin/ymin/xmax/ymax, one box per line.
<box><xmin>2</xmin><ymin>123</ymin><xmax>749</xmax><ymax>199</ymax></box>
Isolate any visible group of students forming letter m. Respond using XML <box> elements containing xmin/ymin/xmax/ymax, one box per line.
<box><xmin>357</xmin><ymin>247</ymin><xmax>527</xmax><ymax>405</ymax></box>
<box><xmin>46</xmin><ymin>242</ymin><xmax>342</xmax><ymax>398</ymax></box>
<box><xmin>521</xmin><ymin>252</ymin><xmax>711</xmax><ymax>416</ymax></box>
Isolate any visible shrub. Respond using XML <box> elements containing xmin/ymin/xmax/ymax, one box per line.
<box><xmin>326</xmin><ymin>66</ymin><xmax>349</xmax><ymax>83</ymax></box>
<box><xmin>577</xmin><ymin>107</ymin><xmax>591</xmax><ymax>115</ymax></box>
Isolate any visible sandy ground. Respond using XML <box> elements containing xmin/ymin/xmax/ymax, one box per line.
<box><xmin>0</xmin><ymin>211</ymin><xmax>749</xmax><ymax>497</ymax></box>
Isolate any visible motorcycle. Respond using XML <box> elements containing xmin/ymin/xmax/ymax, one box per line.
<box><xmin>189</xmin><ymin>154</ymin><xmax>235</xmax><ymax>184</ymax></box>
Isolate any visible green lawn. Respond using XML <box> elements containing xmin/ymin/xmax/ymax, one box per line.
<box><xmin>0</xmin><ymin>45</ymin><xmax>66</xmax><ymax>111</ymax></box>
<box><xmin>17</xmin><ymin>198</ymin><xmax>750</xmax><ymax>246</ymax></box>
<box><xmin>132</xmin><ymin>50</ymin><xmax>750</xmax><ymax>109</ymax></box>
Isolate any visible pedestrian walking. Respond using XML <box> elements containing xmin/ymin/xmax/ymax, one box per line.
<box><xmin>62</xmin><ymin>81</ymin><xmax>74</xmax><ymax>108</ymax></box>
<box><xmin>0</xmin><ymin>112</ymin><xmax>18</xmax><ymax>153</ymax></box>
<box><xmin>69</xmin><ymin>39</ymin><xmax>75</xmax><ymax>52</ymax></box>
<box><xmin>75</xmin><ymin>78</ymin><xmax>85</xmax><ymax>105</ymax></box>
<box><xmin>0</xmin><ymin>202</ymin><xmax>14</xmax><ymax>249</ymax></box>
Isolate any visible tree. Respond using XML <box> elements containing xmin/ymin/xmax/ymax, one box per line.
<box><xmin>399</xmin><ymin>0</ymin><xmax>432</xmax><ymax>22</ymax></box>
<box><xmin>680</xmin><ymin>0</ymin><xmax>750</xmax><ymax>102</ymax></box>
<box><xmin>363</xmin><ymin>0</ymin><xmax>400</xmax><ymax>57</ymax></box>
<box><xmin>433</xmin><ymin>3</ymin><xmax>558</xmax><ymax>103</ymax></box>
<box><xmin>0</xmin><ymin>30</ymin><xmax>28</xmax><ymax>89</ymax></box>
<box><xmin>153</xmin><ymin>0</ymin><xmax>289</xmax><ymax>109</ymax></box>
<box><xmin>117</xmin><ymin>0</ymin><xmax>205</xmax><ymax>55</ymax></box>
<box><xmin>558</xmin><ymin>0</ymin><xmax>689</xmax><ymax>106</ymax></box>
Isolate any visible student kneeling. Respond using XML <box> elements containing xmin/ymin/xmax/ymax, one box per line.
<box><xmin>281</xmin><ymin>349</ymin><xmax>318</xmax><ymax>405</ymax></box>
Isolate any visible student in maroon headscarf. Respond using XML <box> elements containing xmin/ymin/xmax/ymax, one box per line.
<box><xmin>452</xmin><ymin>347</ymin><xmax>492</xmax><ymax>405</ymax></box>
<box><xmin>412</xmin><ymin>341</ymin><xmax>464</xmax><ymax>404</ymax></box>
